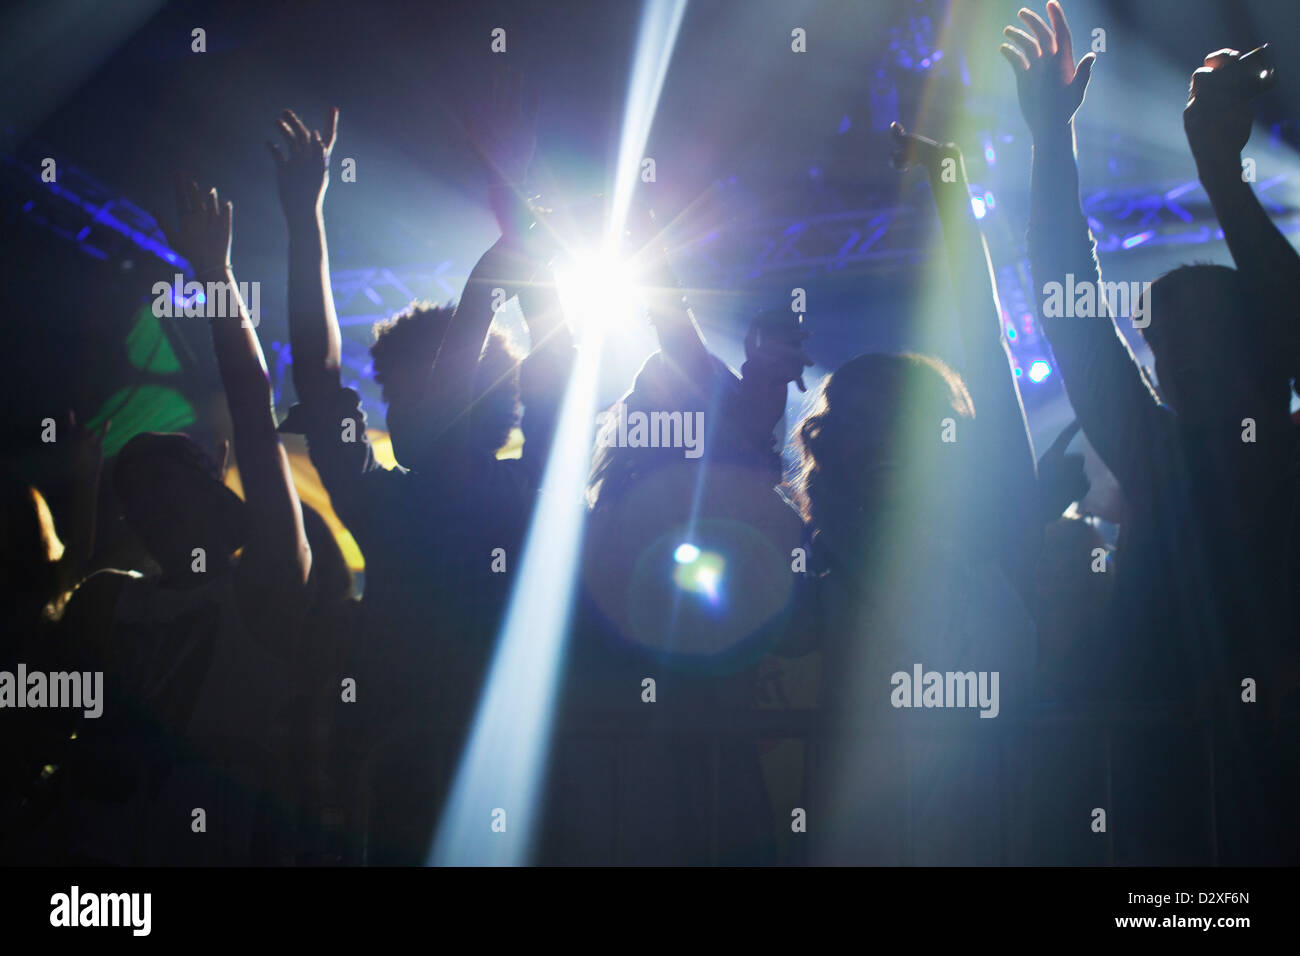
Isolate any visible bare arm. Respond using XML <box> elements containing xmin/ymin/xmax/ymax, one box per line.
<box><xmin>1185</xmin><ymin>48</ymin><xmax>1300</xmax><ymax>375</ymax></box>
<box><xmin>732</xmin><ymin>309</ymin><xmax>811</xmax><ymax>469</ymax></box>
<box><xmin>429</xmin><ymin>68</ymin><xmax>567</xmax><ymax>461</ymax></box>
<box><xmin>516</xmin><ymin>267</ymin><xmax>576</xmax><ymax>470</ymax></box>
<box><xmin>270</xmin><ymin>108</ymin><xmax>342</xmax><ymax>405</ymax></box>
<box><xmin>894</xmin><ymin>126</ymin><xmax>1038</xmax><ymax>484</ymax></box>
<box><xmin>424</xmin><ymin>236</ymin><xmax>528</xmax><ymax>457</ymax></box>
<box><xmin>640</xmin><ymin>224</ymin><xmax>713</xmax><ymax>384</ymax></box>
<box><xmin>1002</xmin><ymin>1</ymin><xmax>1171</xmax><ymax>492</ymax></box>
<box><xmin>892</xmin><ymin>122</ymin><xmax>1041</xmax><ymax>577</ymax></box>
<box><xmin>169</xmin><ymin>179</ymin><xmax>311</xmax><ymax>607</ymax></box>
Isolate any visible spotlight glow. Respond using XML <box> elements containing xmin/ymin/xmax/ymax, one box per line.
<box><xmin>674</xmin><ymin>542</ymin><xmax>700</xmax><ymax>563</ymax></box>
<box><xmin>554</xmin><ymin>252</ymin><xmax>642</xmax><ymax>336</ymax></box>
<box><xmin>428</xmin><ymin>0</ymin><xmax>687</xmax><ymax>866</ymax></box>
<box><xmin>429</xmin><ymin>333</ymin><xmax>604</xmax><ymax>866</ymax></box>
<box><xmin>1028</xmin><ymin>360</ymin><xmax>1052</xmax><ymax>383</ymax></box>
<box><xmin>608</xmin><ymin>0</ymin><xmax>688</xmax><ymax>242</ymax></box>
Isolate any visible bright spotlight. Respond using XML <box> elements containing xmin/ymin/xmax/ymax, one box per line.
<box><xmin>1028</xmin><ymin>360</ymin><xmax>1052</xmax><ymax>383</ymax></box>
<box><xmin>429</xmin><ymin>0</ymin><xmax>686</xmax><ymax>866</ymax></box>
<box><xmin>429</xmin><ymin>333</ymin><xmax>604</xmax><ymax>867</ymax></box>
<box><xmin>554</xmin><ymin>252</ymin><xmax>642</xmax><ymax>336</ymax></box>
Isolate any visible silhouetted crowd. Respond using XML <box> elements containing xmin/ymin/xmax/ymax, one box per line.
<box><xmin>3</xmin><ymin>2</ymin><xmax>1298</xmax><ymax>866</ymax></box>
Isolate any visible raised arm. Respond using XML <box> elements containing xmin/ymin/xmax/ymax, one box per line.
<box><xmin>727</xmin><ymin>309</ymin><xmax>811</xmax><ymax>473</ymax></box>
<box><xmin>515</xmin><ymin>264</ymin><xmax>576</xmax><ymax>472</ymax></box>
<box><xmin>270</xmin><ymin>107</ymin><xmax>341</xmax><ymax>405</ymax></box>
<box><xmin>891</xmin><ymin>122</ymin><xmax>1041</xmax><ymax>573</ymax></box>
<box><xmin>424</xmin><ymin>236</ymin><xmax>529</xmax><ymax>457</ymax></box>
<box><xmin>1001</xmin><ymin>1</ymin><xmax>1170</xmax><ymax>492</ymax></box>
<box><xmin>168</xmin><ymin>179</ymin><xmax>311</xmax><ymax>605</ymax></box>
<box><xmin>1185</xmin><ymin>48</ymin><xmax>1300</xmax><ymax>377</ymax></box>
<box><xmin>426</xmin><ymin>70</ymin><xmax>561</xmax><ymax>458</ymax></box>
<box><xmin>637</xmin><ymin>213</ymin><xmax>714</xmax><ymax>385</ymax></box>
<box><xmin>893</xmin><ymin>125</ymin><xmax>1038</xmax><ymax>481</ymax></box>
<box><xmin>269</xmin><ymin>106</ymin><xmax>393</xmax><ymax>546</ymax></box>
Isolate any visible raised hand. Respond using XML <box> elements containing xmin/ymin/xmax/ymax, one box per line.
<box><xmin>167</xmin><ymin>175</ymin><xmax>313</xmax><ymax>611</ymax></box>
<box><xmin>1000</xmin><ymin>1</ymin><xmax>1096</xmax><ymax>135</ymax></box>
<box><xmin>170</xmin><ymin>176</ymin><xmax>232</xmax><ymax>279</ymax></box>
<box><xmin>1184</xmin><ymin>50</ymin><xmax>1254</xmax><ymax>176</ymax></box>
<box><xmin>268</xmin><ymin>107</ymin><xmax>339</xmax><ymax>223</ymax></box>
<box><xmin>744</xmin><ymin>310</ymin><xmax>813</xmax><ymax>393</ymax></box>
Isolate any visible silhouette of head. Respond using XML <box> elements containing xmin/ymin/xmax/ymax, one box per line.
<box><xmin>113</xmin><ymin>432</ymin><xmax>245</xmax><ymax>579</ymax></box>
<box><xmin>792</xmin><ymin>352</ymin><xmax>974</xmax><ymax>534</ymax></box>
<box><xmin>370</xmin><ymin>301</ymin><xmax>521</xmax><ymax>471</ymax></box>
<box><xmin>586</xmin><ymin>349</ymin><xmax>729</xmax><ymax>510</ymax></box>
<box><xmin>1140</xmin><ymin>264</ymin><xmax>1279</xmax><ymax>420</ymax></box>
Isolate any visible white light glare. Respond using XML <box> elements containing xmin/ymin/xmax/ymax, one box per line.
<box><xmin>674</xmin><ymin>542</ymin><xmax>700</xmax><ymax>563</ymax></box>
<box><xmin>554</xmin><ymin>253</ymin><xmax>642</xmax><ymax>337</ymax></box>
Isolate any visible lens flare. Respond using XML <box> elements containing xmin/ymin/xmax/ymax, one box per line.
<box><xmin>674</xmin><ymin>542</ymin><xmax>701</xmax><ymax>563</ymax></box>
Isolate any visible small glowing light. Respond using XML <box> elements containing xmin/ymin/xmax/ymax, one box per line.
<box><xmin>984</xmin><ymin>146</ymin><xmax>996</xmax><ymax>164</ymax></box>
<box><xmin>672</xmin><ymin>549</ymin><xmax>726</xmax><ymax>602</ymax></box>
<box><xmin>1260</xmin><ymin>69</ymin><xmax>1269</xmax><ymax>79</ymax></box>
<box><xmin>1028</xmin><ymin>360</ymin><xmax>1051</xmax><ymax>383</ymax></box>
<box><xmin>1122</xmin><ymin>231</ymin><xmax>1154</xmax><ymax>249</ymax></box>
<box><xmin>1014</xmin><ymin>366</ymin><xmax>1023</xmax><ymax>377</ymax></box>
<box><xmin>173</xmin><ymin>288</ymin><xmax>206</xmax><ymax>308</ymax></box>
<box><xmin>971</xmin><ymin>197</ymin><xmax>986</xmax><ymax>219</ymax></box>
<box><xmin>984</xmin><ymin>190</ymin><xmax>995</xmax><ymax>209</ymax></box>
<box><xmin>674</xmin><ymin>543</ymin><xmax>701</xmax><ymax>564</ymax></box>
<box><xmin>1006</xmin><ymin>325</ymin><xmax>1017</xmax><ymax>341</ymax></box>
